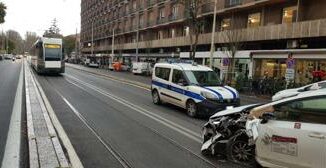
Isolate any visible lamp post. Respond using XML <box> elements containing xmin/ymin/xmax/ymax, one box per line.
<box><xmin>91</xmin><ymin>21</ymin><xmax>94</xmax><ymax>57</ymax></box>
<box><xmin>209</xmin><ymin>0</ymin><xmax>218</xmax><ymax>69</ymax></box>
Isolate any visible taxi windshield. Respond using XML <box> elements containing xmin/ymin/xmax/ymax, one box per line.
<box><xmin>184</xmin><ymin>70</ymin><xmax>221</xmax><ymax>86</ymax></box>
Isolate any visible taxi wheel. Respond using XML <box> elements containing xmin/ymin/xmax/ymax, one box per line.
<box><xmin>186</xmin><ymin>100</ymin><xmax>197</xmax><ymax>118</ymax></box>
<box><xmin>227</xmin><ymin>139</ymin><xmax>255</xmax><ymax>166</ymax></box>
<box><xmin>152</xmin><ymin>90</ymin><xmax>161</xmax><ymax>105</ymax></box>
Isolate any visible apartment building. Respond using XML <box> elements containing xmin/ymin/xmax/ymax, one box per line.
<box><xmin>81</xmin><ymin>0</ymin><xmax>326</xmax><ymax>84</ymax></box>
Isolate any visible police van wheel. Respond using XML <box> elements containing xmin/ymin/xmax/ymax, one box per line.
<box><xmin>152</xmin><ymin>90</ymin><xmax>161</xmax><ymax>105</ymax></box>
<box><xmin>186</xmin><ymin>100</ymin><xmax>197</xmax><ymax>117</ymax></box>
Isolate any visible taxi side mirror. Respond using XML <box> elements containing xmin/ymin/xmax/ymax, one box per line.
<box><xmin>260</xmin><ymin>112</ymin><xmax>275</xmax><ymax>124</ymax></box>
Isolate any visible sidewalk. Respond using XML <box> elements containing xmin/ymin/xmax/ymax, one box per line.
<box><xmin>25</xmin><ymin>62</ymin><xmax>72</xmax><ymax>168</ymax></box>
<box><xmin>66</xmin><ymin>63</ymin><xmax>270</xmax><ymax>104</ymax></box>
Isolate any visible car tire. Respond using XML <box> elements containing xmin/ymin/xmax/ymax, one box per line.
<box><xmin>152</xmin><ymin>90</ymin><xmax>161</xmax><ymax>105</ymax></box>
<box><xmin>226</xmin><ymin>138</ymin><xmax>255</xmax><ymax>167</ymax></box>
<box><xmin>186</xmin><ymin>100</ymin><xmax>197</xmax><ymax>118</ymax></box>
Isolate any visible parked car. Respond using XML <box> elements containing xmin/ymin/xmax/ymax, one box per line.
<box><xmin>151</xmin><ymin>62</ymin><xmax>240</xmax><ymax>117</ymax></box>
<box><xmin>202</xmin><ymin>90</ymin><xmax>326</xmax><ymax>167</ymax></box>
<box><xmin>4</xmin><ymin>54</ymin><xmax>12</xmax><ymax>60</ymax></box>
<box><xmin>272</xmin><ymin>80</ymin><xmax>326</xmax><ymax>101</ymax></box>
<box><xmin>247</xmin><ymin>90</ymin><xmax>326</xmax><ymax>168</ymax></box>
<box><xmin>0</xmin><ymin>55</ymin><xmax>3</xmax><ymax>60</ymax></box>
<box><xmin>132</xmin><ymin>62</ymin><xmax>151</xmax><ymax>75</ymax></box>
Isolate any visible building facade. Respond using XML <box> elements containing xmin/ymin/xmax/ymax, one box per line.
<box><xmin>81</xmin><ymin>0</ymin><xmax>326</xmax><ymax>84</ymax></box>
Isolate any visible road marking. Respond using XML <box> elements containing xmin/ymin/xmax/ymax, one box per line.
<box><xmin>61</xmin><ymin>96</ymin><xmax>132</xmax><ymax>168</ymax></box>
<box><xmin>1</xmin><ymin>62</ymin><xmax>23</xmax><ymax>168</ymax></box>
<box><xmin>65</xmin><ymin>74</ymin><xmax>202</xmax><ymax>143</ymax></box>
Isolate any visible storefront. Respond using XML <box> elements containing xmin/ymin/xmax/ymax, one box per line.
<box><xmin>252</xmin><ymin>49</ymin><xmax>326</xmax><ymax>85</ymax></box>
<box><xmin>180</xmin><ymin>51</ymin><xmax>251</xmax><ymax>80</ymax></box>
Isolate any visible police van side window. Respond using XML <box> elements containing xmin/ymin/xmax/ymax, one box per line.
<box><xmin>274</xmin><ymin>97</ymin><xmax>326</xmax><ymax>124</ymax></box>
<box><xmin>155</xmin><ymin>67</ymin><xmax>171</xmax><ymax>81</ymax></box>
<box><xmin>172</xmin><ymin>69</ymin><xmax>186</xmax><ymax>84</ymax></box>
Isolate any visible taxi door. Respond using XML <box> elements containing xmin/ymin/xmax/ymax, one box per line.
<box><xmin>256</xmin><ymin>96</ymin><xmax>326</xmax><ymax>168</ymax></box>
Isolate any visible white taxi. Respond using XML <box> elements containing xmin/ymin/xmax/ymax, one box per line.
<box><xmin>151</xmin><ymin>62</ymin><xmax>240</xmax><ymax>117</ymax></box>
<box><xmin>248</xmin><ymin>90</ymin><xmax>326</xmax><ymax>168</ymax></box>
<box><xmin>272</xmin><ymin>80</ymin><xmax>326</xmax><ymax>101</ymax></box>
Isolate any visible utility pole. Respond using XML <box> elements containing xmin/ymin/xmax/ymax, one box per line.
<box><xmin>6</xmin><ymin>31</ymin><xmax>8</xmax><ymax>54</ymax></box>
<box><xmin>209</xmin><ymin>0</ymin><xmax>218</xmax><ymax>69</ymax></box>
<box><xmin>112</xmin><ymin>28</ymin><xmax>115</xmax><ymax>56</ymax></box>
<box><xmin>75</xmin><ymin>28</ymin><xmax>79</xmax><ymax>63</ymax></box>
<box><xmin>136</xmin><ymin>15</ymin><xmax>140</xmax><ymax>62</ymax></box>
<box><xmin>91</xmin><ymin>22</ymin><xmax>94</xmax><ymax>57</ymax></box>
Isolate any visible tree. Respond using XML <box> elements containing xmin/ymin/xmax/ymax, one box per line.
<box><xmin>7</xmin><ymin>30</ymin><xmax>24</xmax><ymax>54</ymax></box>
<box><xmin>221</xmin><ymin>15</ymin><xmax>245</xmax><ymax>84</ymax></box>
<box><xmin>179</xmin><ymin>0</ymin><xmax>206</xmax><ymax>60</ymax></box>
<box><xmin>43</xmin><ymin>18</ymin><xmax>63</xmax><ymax>38</ymax></box>
<box><xmin>63</xmin><ymin>35</ymin><xmax>76</xmax><ymax>57</ymax></box>
<box><xmin>0</xmin><ymin>2</ymin><xmax>6</xmax><ymax>24</ymax></box>
<box><xmin>24</xmin><ymin>31</ymin><xmax>39</xmax><ymax>52</ymax></box>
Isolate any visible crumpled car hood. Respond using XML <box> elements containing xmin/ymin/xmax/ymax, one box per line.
<box><xmin>210</xmin><ymin>104</ymin><xmax>260</xmax><ymax>119</ymax></box>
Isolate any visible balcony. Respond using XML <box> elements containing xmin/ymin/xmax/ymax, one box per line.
<box><xmin>201</xmin><ymin>2</ymin><xmax>214</xmax><ymax>14</ymax></box>
<box><xmin>225</xmin><ymin>0</ymin><xmax>242</xmax><ymax>8</ymax></box>
<box><xmin>147</xmin><ymin>0</ymin><xmax>156</xmax><ymax>8</ymax></box>
<box><xmin>82</xmin><ymin>19</ymin><xmax>326</xmax><ymax>52</ymax></box>
<box><xmin>132</xmin><ymin>19</ymin><xmax>326</xmax><ymax>49</ymax></box>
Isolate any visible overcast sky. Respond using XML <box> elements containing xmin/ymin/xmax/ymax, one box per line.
<box><xmin>1</xmin><ymin>0</ymin><xmax>80</xmax><ymax>38</ymax></box>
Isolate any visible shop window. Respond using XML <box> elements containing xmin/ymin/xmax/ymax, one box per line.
<box><xmin>248</xmin><ymin>12</ymin><xmax>261</xmax><ymax>28</ymax></box>
<box><xmin>221</xmin><ymin>18</ymin><xmax>231</xmax><ymax>31</ymax></box>
<box><xmin>282</xmin><ymin>6</ymin><xmax>297</xmax><ymax>23</ymax></box>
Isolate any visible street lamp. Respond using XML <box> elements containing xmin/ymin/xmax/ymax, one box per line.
<box><xmin>209</xmin><ymin>0</ymin><xmax>218</xmax><ymax>69</ymax></box>
<box><xmin>91</xmin><ymin>21</ymin><xmax>94</xmax><ymax>57</ymax></box>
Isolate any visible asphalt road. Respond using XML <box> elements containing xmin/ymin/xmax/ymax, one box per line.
<box><xmin>34</xmin><ymin>66</ymin><xmax>251</xmax><ymax>168</ymax></box>
<box><xmin>0</xmin><ymin>59</ymin><xmax>22</xmax><ymax>163</ymax></box>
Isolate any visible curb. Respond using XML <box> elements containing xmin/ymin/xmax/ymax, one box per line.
<box><xmin>25</xmin><ymin>61</ymin><xmax>84</xmax><ymax>168</ymax></box>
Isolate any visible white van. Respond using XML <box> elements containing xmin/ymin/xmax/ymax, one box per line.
<box><xmin>151</xmin><ymin>62</ymin><xmax>240</xmax><ymax>117</ymax></box>
<box><xmin>132</xmin><ymin>62</ymin><xmax>151</xmax><ymax>75</ymax></box>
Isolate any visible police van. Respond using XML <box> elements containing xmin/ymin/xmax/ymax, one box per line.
<box><xmin>151</xmin><ymin>62</ymin><xmax>240</xmax><ymax>117</ymax></box>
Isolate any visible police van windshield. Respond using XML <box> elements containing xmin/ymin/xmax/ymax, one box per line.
<box><xmin>184</xmin><ymin>70</ymin><xmax>221</xmax><ymax>86</ymax></box>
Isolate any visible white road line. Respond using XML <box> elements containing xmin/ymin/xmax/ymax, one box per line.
<box><xmin>61</xmin><ymin>96</ymin><xmax>131</xmax><ymax>168</ymax></box>
<box><xmin>1</xmin><ymin>62</ymin><xmax>23</xmax><ymax>168</ymax></box>
<box><xmin>65</xmin><ymin>74</ymin><xmax>202</xmax><ymax>143</ymax></box>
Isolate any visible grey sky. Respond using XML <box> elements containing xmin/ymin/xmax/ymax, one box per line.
<box><xmin>1</xmin><ymin>0</ymin><xmax>80</xmax><ymax>38</ymax></box>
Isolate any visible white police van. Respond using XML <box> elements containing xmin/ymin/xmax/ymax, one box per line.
<box><xmin>151</xmin><ymin>62</ymin><xmax>240</xmax><ymax>117</ymax></box>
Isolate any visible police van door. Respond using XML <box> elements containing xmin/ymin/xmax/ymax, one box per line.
<box><xmin>169</xmin><ymin>68</ymin><xmax>188</xmax><ymax>107</ymax></box>
<box><xmin>154</xmin><ymin>67</ymin><xmax>173</xmax><ymax>103</ymax></box>
<box><xmin>256</xmin><ymin>96</ymin><xmax>326</xmax><ymax>168</ymax></box>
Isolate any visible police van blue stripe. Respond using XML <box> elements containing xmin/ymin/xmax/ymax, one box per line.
<box><xmin>152</xmin><ymin>80</ymin><xmax>205</xmax><ymax>101</ymax></box>
<box><xmin>203</xmin><ymin>87</ymin><xmax>223</xmax><ymax>100</ymax></box>
<box><xmin>223</xmin><ymin>86</ymin><xmax>237</xmax><ymax>99</ymax></box>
